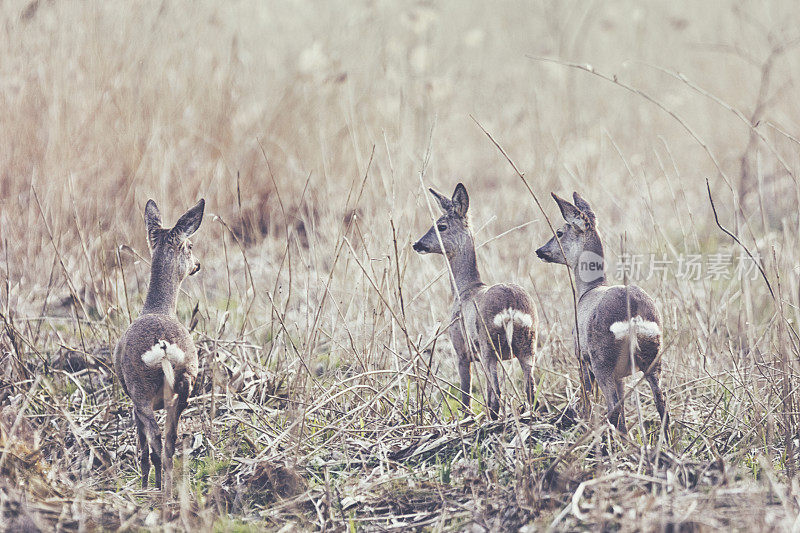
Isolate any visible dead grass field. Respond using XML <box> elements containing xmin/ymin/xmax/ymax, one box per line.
<box><xmin>2</xmin><ymin>1</ymin><xmax>800</xmax><ymax>531</ymax></box>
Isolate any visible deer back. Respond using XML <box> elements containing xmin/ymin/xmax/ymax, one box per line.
<box><xmin>460</xmin><ymin>283</ymin><xmax>537</xmax><ymax>360</ymax></box>
<box><xmin>115</xmin><ymin>314</ymin><xmax>198</xmax><ymax>404</ymax></box>
<box><xmin>579</xmin><ymin>284</ymin><xmax>661</xmax><ymax>378</ymax></box>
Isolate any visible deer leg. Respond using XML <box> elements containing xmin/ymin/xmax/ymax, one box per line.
<box><xmin>645</xmin><ymin>372</ymin><xmax>670</xmax><ymax>432</ymax></box>
<box><xmin>598</xmin><ymin>376</ymin><xmax>626</xmax><ymax>433</ymax></box>
<box><xmin>457</xmin><ymin>357</ymin><xmax>472</xmax><ymax>413</ymax></box>
<box><xmin>518</xmin><ymin>355</ymin><xmax>536</xmax><ymax>407</ymax></box>
<box><xmin>449</xmin><ymin>320</ymin><xmax>472</xmax><ymax>415</ymax></box>
<box><xmin>162</xmin><ymin>406</ymin><xmax>177</xmax><ymax>500</ymax></box>
<box><xmin>579</xmin><ymin>362</ymin><xmax>595</xmax><ymax>418</ymax></box>
<box><xmin>614</xmin><ymin>380</ymin><xmax>626</xmax><ymax>432</ymax></box>
<box><xmin>481</xmin><ymin>349</ymin><xmax>501</xmax><ymax>420</ymax></box>
<box><xmin>162</xmin><ymin>385</ymin><xmax>182</xmax><ymax>500</ymax></box>
<box><xmin>176</xmin><ymin>377</ymin><xmax>192</xmax><ymax>416</ymax></box>
<box><xmin>574</xmin><ymin>336</ymin><xmax>594</xmax><ymax>418</ymax></box>
<box><xmin>134</xmin><ymin>409</ymin><xmax>150</xmax><ymax>489</ymax></box>
<box><xmin>609</xmin><ymin>380</ymin><xmax>626</xmax><ymax>433</ymax></box>
<box><xmin>165</xmin><ymin>378</ymin><xmax>193</xmax><ymax>499</ymax></box>
<box><xmin>134</xmin><ymin>405</ymin><xmax>163</xmax><ymax>489</ymax></box>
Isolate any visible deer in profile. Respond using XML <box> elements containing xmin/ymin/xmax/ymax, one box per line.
<box><xmin>535</xmin><ymin>192</ymin><xmax>668</xmax><ymax>433</ymax></box>
<box><xmin>114</xmin><ymin>199</ymin><xmax>205</xmax><ymax>496</ymax></box>
<box><xmin>413</xmin><ymin>183</ymin><xmax>538</xmax><ymax>419</ymax></box>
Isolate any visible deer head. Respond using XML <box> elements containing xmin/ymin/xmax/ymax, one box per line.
<box><xmin>535</xmin><ymin>192</ymin><xmax>604</xmax><ymax>285</ymax></box>
<box><xmin>413</xmin><ymin>183</ymin><xmax>472</xmax><ymax>259</ymax></box>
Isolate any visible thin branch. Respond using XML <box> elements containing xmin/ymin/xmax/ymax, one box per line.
<box><xmin>706</xmin><ymin>178</ymin><xmax>773</xmax><ymax>299</ymax></box>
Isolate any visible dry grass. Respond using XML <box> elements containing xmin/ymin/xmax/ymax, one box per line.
<box><xmin>2</xmin><ymin>0</ymin><xmax>800</xmax><ymax>531</ymax></box>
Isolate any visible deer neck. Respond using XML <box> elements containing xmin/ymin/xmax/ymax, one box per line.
<box><xmin>574</xmin><ymin>231</ymin><xmax>607</xmax><ymax>300</ymax></box>
<box><xmin>449</xmin><ymin>235</ymin><xmax>483</xmax><ymax>301</ymax></box>
<box><xmin>142</xmin><ymin>258</ymin><xmax>180</xmax><ymax>316</ymax></box>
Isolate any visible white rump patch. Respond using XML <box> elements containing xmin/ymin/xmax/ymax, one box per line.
<box><xmin>141</xmin><ymin>340</ymin><xmax>185</xmax><ymax>390</ymax></box>
<box><xmin>164</xmin><ymin>343</ymin><xmax>185</xmax><ymax>366</ymax></box>
<box><xmin>141</xmin><ymin>340</ymin><xmax>186</xmax><ymax>368</ymax></box>
<box><xmin>141</xmin><ymin>342</ymin><xmax>166</xmax><ymax>367</ymax></box>
<box><xmin>492</xmin><ymin>308</ymin><xmax>533</xmax><ymax>329</ymax></box>
<box><xmin>610</xmin><ymin>316</ymin><xmax>661</xmax><ymax>340</ymax></box>
<box><xmin>493</xmin><ymin>308</ymin><xmax>533</xmax><ymax>356</ymax></box>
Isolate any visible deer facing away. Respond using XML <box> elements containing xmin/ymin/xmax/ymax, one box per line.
<box><xmin>114</xmin><ymin>199</ymin><xmax>205</xmax><ymax>495</ymax></box>
<box><xmin>535</xmin><ymin>192</ymin><xmax>668</xmax><ymax>433</ymax></box>
<box><xmin>413</xmin><ymin>183</ymin><xmax>538</xmax><ymax>419</ymax></box>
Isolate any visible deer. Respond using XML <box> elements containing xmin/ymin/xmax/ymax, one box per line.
<box><xmin>413</xmin><ymin>183</ymin><xmax>538</xmax><ymax>419</ymax></box>
<box><xmin>535</xmin><ymin>192</ymin><xmax>668</xmax><ymax>434</ymax></box>
<box><xmin>114</xmin><ymin>198</ymin><xmax>205</xmax><ymax>497</ymax></box>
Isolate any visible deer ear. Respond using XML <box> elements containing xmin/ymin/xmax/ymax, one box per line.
<box><xmin>428</xmin><ymin>188</ymin><xmax>452</xmax><ymax>213</ymax></box>
<box><xmin>451</xmin><ymin>183</ymin><xmax>469</xmax><ymax>218</ymax></box>
<box><xmin>572</xmin><ymin>192</ymin><xmax>596</xmax><ymax>224</ymax></box>
<box><xmin>551</xmin><ymin>193</ymin><xmax>588</xmax><ymax>231</ymax></box>
<box><xmin>171</xmin><ymin>199</ymin><xmax>205</xmax><ymax>242</ymax></box>
<box><xmin>144</xmin><ymin>200</ymin><xmax>163</xmax><ymax>249</ymax></box>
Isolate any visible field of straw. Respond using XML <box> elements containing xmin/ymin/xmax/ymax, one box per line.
<box><xmin>2</xmin><ymin>0</ymin><xmax>800</xmax><ymax>531</ymax></box>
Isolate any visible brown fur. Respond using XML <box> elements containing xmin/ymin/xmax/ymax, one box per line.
<box><xmin>114</xmin><ymin>198</ymin><xmax>204</xmax><ymax>496</ymax></box>
<box><xmin>414</xmin><ymin>183</ymin><xmax>538</xmax><ymax>419</ymax></box>
<box><xmin>536</xmin><ymin>192</ymin><xmax>668</xmax><ymax>434</ymax></box>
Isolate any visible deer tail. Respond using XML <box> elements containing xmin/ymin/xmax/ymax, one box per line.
<box><xmin>141</xmin><ymin>340</ymin><xmax>186</xmax><ymax>389</ymax></box>
<box><xmin>493</xmin><ymin>308</ymin><xmax>534</xmax><ymax>353</ymax></box>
